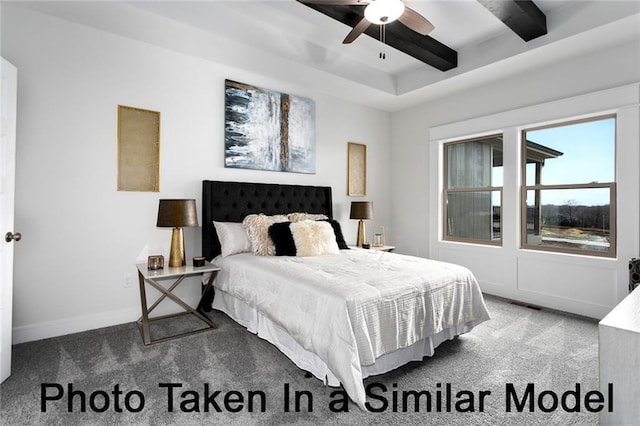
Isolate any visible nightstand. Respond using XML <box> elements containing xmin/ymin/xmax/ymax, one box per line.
<box><xmin>349</xmin><ymin>245</ymin><xmax>396</xmax><ymax>252</ymax></box>
<box><xmin>136</xmin><ymin>262</ymin><xmax>220</xmax><ymax>345</ymax></box>
<box><xmin>371</xmin><ymin>245</ymin><xmax>395</xmax><ymax>252</ymax></box>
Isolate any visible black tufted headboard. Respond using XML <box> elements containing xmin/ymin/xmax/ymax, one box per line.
<box><xmin>202</xmin><ymin>180</ymin><xmax>333</xmax><ymax>260</ymax></box>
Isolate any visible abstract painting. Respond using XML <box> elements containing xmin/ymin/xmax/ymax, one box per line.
<box><xmin>224</xmin><ymin>80</ymin><xmax>316</xmax><ymax>174</ymax></box>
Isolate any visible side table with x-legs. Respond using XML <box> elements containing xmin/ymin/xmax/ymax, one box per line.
<box><xmin>136</xmin><ymin>262</ymin><xmax>220</xmax><ymax>345</ymax></box>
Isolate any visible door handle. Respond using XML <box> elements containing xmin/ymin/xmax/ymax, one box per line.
<box><xmin>4</xmin><ymin>232</ymin><xmax>21</xmax><ymax>242</ymax></box>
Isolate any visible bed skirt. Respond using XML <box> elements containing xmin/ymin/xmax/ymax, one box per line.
<box><xmin>211</xmin><ymin>287</ymin><xmax>475</xmax><ymax>388</ymax></box>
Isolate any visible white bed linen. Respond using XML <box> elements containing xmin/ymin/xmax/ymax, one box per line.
<box><xmin>212</xmin><ymin>288</ymin><xmax>479</xmax><ymax>384</ymax></box>
<box><xmin>209</xmin><ymin>249</ymin><xmax>490</xmax><ymax>409</ymax></box>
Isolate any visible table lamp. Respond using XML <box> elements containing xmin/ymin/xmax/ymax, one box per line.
<box><xmin>157</xmin><ymin>199</ymin><xmax>198</xmax><ymax>267</ymax></box>
<box><xmin>350</xmin><ymin>201</ymin><xmax>373</xmax><ymax>247</ymax></box>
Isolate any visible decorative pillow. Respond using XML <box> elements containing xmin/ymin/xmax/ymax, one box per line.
<box><xmin>268</xmin><ymin>222</ymin><xmax>297</xmax><ymax>256</ymax></box>
<box><xmin>213</xmin><ymin>221</ymin><xmax>252</xmax><ymax>257</ymax></box>
<box><xmin>288</xmin><ymin>212</ymin><xmax>329</xmax><ymax>222</ymax></box>
<box><xmin>322</xmin><ymin>219</ymin><xmax>350</xmax><ymax>250</ymax></box>
<box><xmin>242</xmin><ymin>214</ymin><xmax>288</xmax><ymax>256</ymax></box>
<box><xmin>290</xmin><ymin>220</ymin><xmax>340</xmax><ymax>257</ymax></box>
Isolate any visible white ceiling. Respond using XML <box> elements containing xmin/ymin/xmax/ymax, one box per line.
<box><xmin>11</xmin><ymin>1</ymin><xmax>640</xmax><ymax>111</ymax></box>
<box><xmin>129</xmin><ymin>0</ymin><xmax>514</xmax><ymax>75</ymax></box>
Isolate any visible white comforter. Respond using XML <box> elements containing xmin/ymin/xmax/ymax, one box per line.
<box><xmin>213</xmin><ymin>249</ymin><xmax>490</xmax><ymax>409</ymax></box>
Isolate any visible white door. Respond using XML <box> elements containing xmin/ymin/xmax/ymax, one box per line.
<box><xmin>1</xmin><ymin>57</ymin><xmax>18</xmax><ymax>383</ymax></box>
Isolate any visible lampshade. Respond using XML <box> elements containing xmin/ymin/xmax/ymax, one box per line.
<box><xmin>350</xmin><ymin>201</ymin><xmax>374</xmax><ymax>220</ymax></box>
<box><xmin>157</xmin><ymin>199</ymin><xmax>198</xmax><ymax>228</ymax></box>
<box><xmin>364</xmin><ymin>0</ymin><xmax>405</xmax><ymax>25</ymax></box>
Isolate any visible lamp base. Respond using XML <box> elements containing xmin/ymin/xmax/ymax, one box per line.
<box><xmin>169</xmin><ymin>227</ymin><xmax>185</xmax><ymax>267</ymax></box>
<box><xmin>356</xmin><ymin>220</ymin><xmax>367</xmax><ymax>247</ymax></box>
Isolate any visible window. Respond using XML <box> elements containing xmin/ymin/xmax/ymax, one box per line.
<box><xmin>443</xmin><ymin>135</ymin><xmax>503</xmax><ymax>245</ymax></box>
<box><xmin>521</xmin><ymin>116</ymin><xmax>616</xmax><ymax>256</ymax></box>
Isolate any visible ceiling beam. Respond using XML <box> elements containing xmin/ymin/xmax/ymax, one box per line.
<box><xmin>298</xmin><ymin>2</ymin><xmax>457</xmax><ymax>71</ymax></box>
<box><xmin>477</xmin><ymin>0</ymin><xmax>547</xmax><ymax>41</ymax></box>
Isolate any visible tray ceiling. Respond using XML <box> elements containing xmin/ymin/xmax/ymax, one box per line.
<box><xmin>12</xmin><ymin>1</ymin><xmax>640</xmax><ymax>111</ymax></box>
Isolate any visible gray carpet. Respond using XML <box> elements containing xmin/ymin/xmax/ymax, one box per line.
<box><xmin>0</xmin><ymin>295</ymin><xmax>599</xmax><ymax>425</ymax></box>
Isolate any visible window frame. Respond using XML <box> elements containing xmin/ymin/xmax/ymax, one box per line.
<box><xmin>442</xmin><ymin>135</ymin><xmax>503</xmax><ymax>246</ymax></box>
<box><xmin>519</xmin><ymin>114</ymin><xmax>617</xmax><ymax>258</ymax></box>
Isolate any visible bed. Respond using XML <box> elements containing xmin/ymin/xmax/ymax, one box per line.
<box><xmin>201</xmin><ymin>180</ymin><xmax>490</xmax><ymax>409</ymax></box>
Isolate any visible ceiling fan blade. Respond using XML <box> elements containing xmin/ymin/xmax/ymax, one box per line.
<box><xmin>343</xmin><ymin>17</ymin><xmax>370</xmax><ymax>44</ymax></box>
<box><xmin>398</xmin><ymin>7</ymin><xmax>434</xmax><ymax>36</ymax></box>
<box><xmin>298</xmin><ymin>0</ymin><xmax>366</xmax><ymax>5</ymax></box>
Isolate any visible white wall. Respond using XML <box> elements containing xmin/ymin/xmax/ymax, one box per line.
<box><xmin>1</xmin><ymin>5</ymin><xmax>392</xmax><ymax>343</ymax></box>
<box><xmin>391</xmin><ymin>40</ymin><xmax>640</xmax><ymax>319</ymax></box>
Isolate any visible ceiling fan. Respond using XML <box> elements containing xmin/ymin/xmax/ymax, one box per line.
<box><xmin>300</xmin><ymin>0</ymin><xmax>434</xmax><ymax>44</ymax></box>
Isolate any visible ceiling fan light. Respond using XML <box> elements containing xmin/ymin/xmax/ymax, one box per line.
<box><xmin>364</xmin><ymin>0</ymin><xmax>405</xmax><ymax>25</ymax></box>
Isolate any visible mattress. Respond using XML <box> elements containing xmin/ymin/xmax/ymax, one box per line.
<box><xmin>208</xmin><ymin>249</ymin><xmax>490</xmax><ymax>408</ymax></box>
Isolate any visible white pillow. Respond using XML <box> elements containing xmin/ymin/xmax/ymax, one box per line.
<box><xmin>290</xmin><ymin>220</ymin><xmax>340</xmax><ymax>257</ymax></box>
<box><xmin>213</xmin><ymin>221</ymin><xmax>252</xmax><ymax>257</ymax></box>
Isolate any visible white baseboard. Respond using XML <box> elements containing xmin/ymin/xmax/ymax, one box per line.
<box><xmin>12</xmin><ymin>296</ymin><xmax>201</xmax><ymax>344</ymax></box>
<box><xmin>480</xmin><ymin>281</ymin><xmax>613</xmax><ymax>320</ymax></box>
<box><xmin>11</xmin><ymin>306</ymin><xmax>139</xmax><ymax>345</ymax></box>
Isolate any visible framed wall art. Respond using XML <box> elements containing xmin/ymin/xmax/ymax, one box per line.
<box><xmin>117</xmin><ymin>105</ymin><xmax>160</xmax><ymax>192</ymax></box>
<box><xmin>347</xmin><ymin>142</ymin><xmax>367</xmax><ymax>196</ymax></box>
<box><xmin>224</xmin><ymin>79</ymin><xmax>316</xmax><ymax>174</ymax></box>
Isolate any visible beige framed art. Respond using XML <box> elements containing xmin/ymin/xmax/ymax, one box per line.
<box><xmin>117</xmin><ymin>105</ymin><xmax>160</xmax><ymax>192</ymax></box>
<box><xmin>347</xmin><ymin>142</ymin><xmax>367</xmax><ymax>196</ymax></box>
